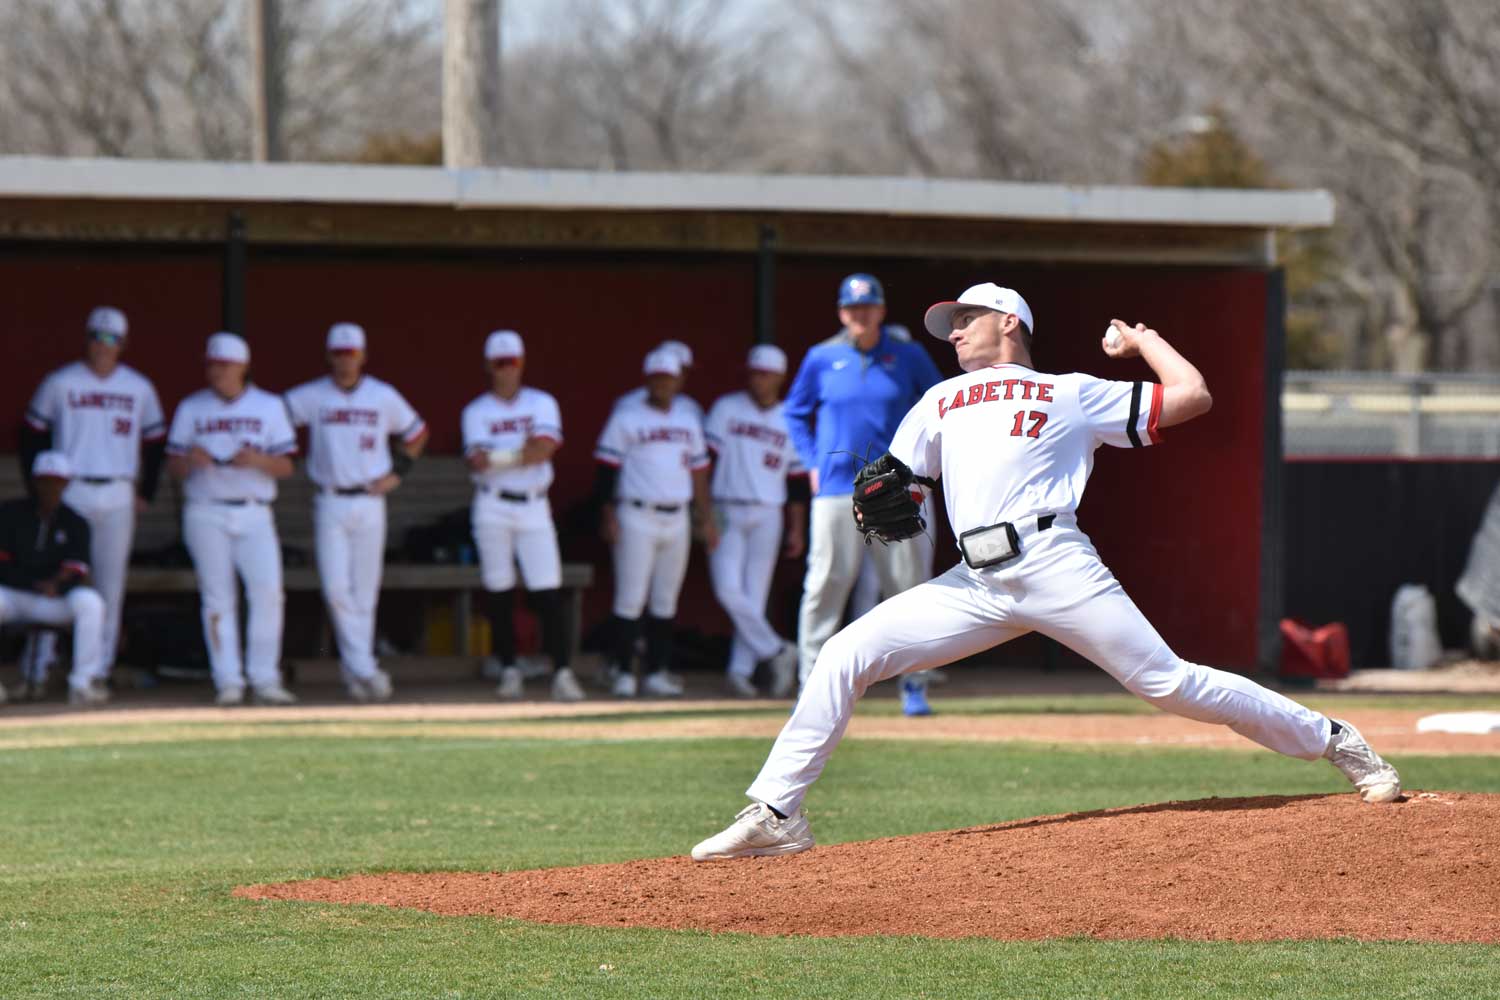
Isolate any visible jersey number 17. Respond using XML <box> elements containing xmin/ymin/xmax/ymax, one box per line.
<box><xmin>1009</xmin><ymin>411</ymin><xmax>1048</xmax><ymax>439</ymax></box>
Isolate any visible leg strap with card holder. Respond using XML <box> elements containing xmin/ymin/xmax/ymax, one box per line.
<box><xmin>959</xmin><ymin>514</ymin><xmax>1058</xmax><ymax>570</ymax></box>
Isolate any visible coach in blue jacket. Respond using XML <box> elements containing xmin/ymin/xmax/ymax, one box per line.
<box><xmin>784</xmin><ymin>273</ymin><xmax>943</xmax><ymax>714</ymax></box>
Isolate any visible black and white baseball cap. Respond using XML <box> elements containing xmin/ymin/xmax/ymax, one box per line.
<box><xmin>923</xmin><ymin>283</ymin><xmax>1035</xmax><ymax>340</ymax></box>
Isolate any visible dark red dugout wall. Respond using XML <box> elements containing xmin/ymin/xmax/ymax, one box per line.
<box><xmin>0</xmin><ymin>243</ymin><xmax>1270</xmax><ymax>669</ymax></box>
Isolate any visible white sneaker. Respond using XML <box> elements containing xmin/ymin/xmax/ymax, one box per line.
<box><xmin>726</xmin><ymin>674</ymin><xmax>759</xmax><ymax>699</ymax></box>
<box><xmin>769</xmin><ymin>643</ymin><xmax>798</xmax><ymax>698</ymax></box>
<box><xmin>496</xmin><ymin>665</ymin><xmax>525</xmax><ymax>699</ymax></box>
<box><xmin>67</xmin><ymin>684</ymin><xmax>110</xmax><ymax>707</ymax></box>
<box><xmin>1325</xmin><ymin>719</ymin><xmax>1401</xmax><ymax>803</ymax></box>
<box><xmin>642</xmin><ymin>671</ymin><xmax>684</xmax><ymax>697</ymax></box>
<box><xmin>611</xmin><ymin>671</ymin><xmax>637</xmax><ymax>697</ymax></box>
<box><xmin>551</xmin><ymin>667</ymin><xmax>585</xmax><ymax>702</ymax></box>
<box><xmin>366</xmin><ymin>669</ymin><xmax>394</xmax><ymax>702</ymax></box>
<box><xmin>252</xmin><ymin>685</ymin><xmax>298</xmax><ymax>706</ymax></box>
<box><xmin>691</xmin><ymin>802</ymin><xmax>815</xmax><ymax>861</ymax></box>
<box><xmin>215</xmin><ymin>687</ymin><xmax>245</xmax><ymax>707</ymax></box>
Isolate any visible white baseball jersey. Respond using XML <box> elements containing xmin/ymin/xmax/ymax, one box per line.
<box><xmin>889</xmin><ymin>363</ymin><xmax>1164</xmax><ymax>535</ymax></box>
<box><xmin>614</xmin><ymin>386</ymin><xmax>703</xmax><ymax>421</ymax></box>
<box><xmin>166</xmin><ymin>386</ymin><xmax>298</xmax><ymax>503</ymax></box>
<box><xmin>283</xmin><ymin>375</ymin><xmax>425</xmax><ymax>489</ymax></box>
<box><xmin>594</xmin><ymin>396</ymin><xmax>709</xmax><ymax>504</ymax></box>
<box><xmin>25</xmin><ymin>362</ymin><xmax>166</xmax><ymax>478</ymax></box>
<box><xmin>704</xmin><ymin>391</ymin><xmax>805</xmax><ymax>504</ymax></box>
<box><xmin>461</xmin><ymin>387</ymin><xmax>563</xmax><ymax>493</ymax></box>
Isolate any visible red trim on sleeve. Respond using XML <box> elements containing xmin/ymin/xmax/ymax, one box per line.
<box><xmin>402</xmin><ymin>421</ymin><xmax>429</xmax><ymax>444</ymax></box>
<box><xmin>62</xmin><ymin>560</ymin><xmax>90</xmax><ymax>577</ymax></box>
<box><xmin>787</xmin><ymin>469</ymin><xmax>809</xmax><ymax>478</ymax></box>
<box><xmin>143</xmin><ymin>428</ymin><xmax>168</xmax><ymax>442</ymax></box>
<box><xmin>1146</xmin><ymin>383</ymin><xmax>1164</xmax><ymax>444</ymax></box>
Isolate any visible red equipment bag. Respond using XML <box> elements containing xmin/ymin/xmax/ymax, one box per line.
<box><xmin>1279</xmin><ymin>619</ymin><xmax>1351</xmax><ymax>680</ymax></box>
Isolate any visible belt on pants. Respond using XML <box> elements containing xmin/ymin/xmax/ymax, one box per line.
<box><xmin>212</xmin><ymin>498</ymin><xmax>270</xmax><ymax>507</ymax></box>
<box><xmin>322</xmin><ymin>485</ymin><xmax>372</xmax><ymax>496</ymax></box>
<box><xmin>495</xmin><ymin>488</ymin><xmax>549</xmax><ymax>503</ymax></box>
<box><xmin>80</xmin><ymin>477</ymin><xmax>120</xmax><ymax>485</ymax></box>
<box><xmin>624</xmin><ymin>499</ymin><xmax>683</xmax><ymax>514</ymax></box>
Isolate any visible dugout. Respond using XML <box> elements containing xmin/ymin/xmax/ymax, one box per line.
<box><xmin>0</xmin><ymin>157</ymin><xmax>1331</xmax><ymax>673</ymax></box>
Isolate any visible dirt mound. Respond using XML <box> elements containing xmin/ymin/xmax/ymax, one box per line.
<box><xmin>239</xmin><ymin>792</ymin><xmax>1500</xmax><ymax>942</ymax></box>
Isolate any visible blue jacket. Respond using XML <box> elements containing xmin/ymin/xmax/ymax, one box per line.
<box><xmin>783</xmin><ymin>327</ymin><xmax>943</xmax><ymax>496</ymax></box>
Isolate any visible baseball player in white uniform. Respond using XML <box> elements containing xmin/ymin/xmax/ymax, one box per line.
<box><xmin>21</xmin><ymin>306</ymin><xmax>166</xmax><ymax>693</ymax></box>
<box><xmin>705</xmin><ymin>345</ymin><xmax>806</xmax><ymax>698</ymax></box>
<box><xmin>593</xmin><ymin>347</ymin><xmax>718</xmax><ymax>697</ymax></box>
<box><xmin>692</xmin><ymin>282</ymin><xmax>1402</xmax><ymax>861</ymax></box>
<box><xmin>166</xmin><ymin>333</ymin><xmax>298</xmax><ymax>706</ymax></box>
<box><xmin>612</xmin><ymin>340</ymin><xmax>704</xmax><ymax>421</ymax></box>
<box><xmin>284</xmin><ymin>323</ymin><xmax>428</xmax><ymax>702</ymax></box>
<box><xmin>462</xmin><ymin>330</ymin><xmax>584</xmax><ymax>702</ymax></box>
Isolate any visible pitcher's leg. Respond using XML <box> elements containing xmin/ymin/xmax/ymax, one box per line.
<box><xmin>1038</xmin><ymin>585</ymin><xmax>1331</xmax><ymax>760</ymax></box>
<box><xmin>747</xmin><ymin>569</ymin><xmax>1024</xmax><ymax>816</ymax></box>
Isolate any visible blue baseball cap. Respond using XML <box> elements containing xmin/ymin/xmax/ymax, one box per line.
<box><xmin>837</xmin><ymin>273</ymin><xmax>884</xmax><ymax>308</ymax></box>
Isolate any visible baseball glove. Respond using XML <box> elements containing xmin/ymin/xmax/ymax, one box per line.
<box><xmin>852</xmin><ymin>453</ymin><xmax>931</xmax><ymax>544</ymax></box>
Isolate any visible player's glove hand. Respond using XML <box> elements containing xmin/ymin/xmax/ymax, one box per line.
<box><xmin>851</xmin><ymin>453</ymin><xmax>929</xmax><ymax>544</ymax></box>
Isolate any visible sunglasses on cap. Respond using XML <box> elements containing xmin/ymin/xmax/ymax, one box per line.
<box><xmin>489</xmin><ymin>357</ymin><xmax>520</xmax><ymax>368</ymax></box>
<box><xmin>88</xmin><ymin>329</ymin><xmax>125</xmax><ymax>346</ymax></box>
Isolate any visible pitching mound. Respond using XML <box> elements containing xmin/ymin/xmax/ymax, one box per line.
<box><xmin>239</xmin><ymin>792</ymin><xmax>1500</xmax><ymax>942</ymax></box>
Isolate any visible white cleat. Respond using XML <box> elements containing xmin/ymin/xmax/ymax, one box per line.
<box><xmin>496</xmin><ymin>665</ymin><xmax>525</xmax><ymax>700</ymax></box>
<box><xmin>641</xmin><ymin>671</ymin><xmax>684</xmax><ymax>697</ymax></box>
<box><xmin>768</xmin><ymin>643</ymin><xmax>798</xmax><ymax>698</ymax></box>
<box><xmin>68</xmin><ymin>682</ymin><xmax>111</xmax><ymax>707</ymax></box>
<box><xmin>1325</xmin><ymin>718</ymin><xmax>1402</xmax><ymax>803</ymax></box>
<box><xmin>726</xmin><ymin>673</ymin><xmax>759</xmax><ymax>699</ymax></box>
<box><xmin>251</xmin><ymin>685</ymin><xmax>298</xmax><ymax>706</ymax></box>
<box><xmin>691</xmin><ymin>802</ymin><xmax>815</xmax><ymax>861</ymax></box>
<box><xmin>365</xmin><ymin>669</ymin><xmax>394</xmax><ymax>703</ymax></box>
<box><xmin>611</xmin><ymin>671</ymin><xmax>638</xmax><ymax>698</ymax></box>
<box><xmin>214</xmin><ymin>686</ymin><xmax>245</xmax><ymax>707</ymax></box>
<box><xmin>551</xmin><ymin>667</ymin><xmax>586</xmax><ymax>702</ymax></box>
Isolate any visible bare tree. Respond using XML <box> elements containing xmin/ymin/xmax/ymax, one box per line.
<box><xmin>0</xmin><ymin>0</ymin><xmax>438</xmax><ymax>162</ymax></box>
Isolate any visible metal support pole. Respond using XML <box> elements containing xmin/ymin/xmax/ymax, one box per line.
<box><xmin>754</xmin><ymin>224</ymin><xmax>777</xmax><ymax>344</ymax></box>
<box><xmin>223</xmin><ymin>212</ymin><xmax>247</xmax><ymax>335</ymax></box>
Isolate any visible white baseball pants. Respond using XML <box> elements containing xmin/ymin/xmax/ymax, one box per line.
<box><xmin>0</xmin><ymin>584</ymin><xmax>105</xmax><ymax>689</ymax></box>
<box><xmin>611</xmin><ymin>504</ymin><xmax>691</xmax><ymax>619</ymax></box>
<box><xmin>183</xmin><ymin>502</ymin><xmax>286</xmax><ymax>693</ymax></box>
<box><xmin>472</xmin><ymin>493</ymin><xmax>562</xmax><ymax>591</ymax></box>
<box><xmin>314</xmin><ymin>494</ymin><xmax>387</xmax><ymax>682</ymax></box>
<box><xmin>61</xmin><ymin>479</ymin><xmax>136</xmax><ymax>671</ymax></box>
<box><xmin>797</xmin><ymin>494</ymin><xmax>929</xmax><ymax>681</ymax></box>
<box><xmin>748</xmin><ymin>520</ymin><xmax>1333</xmax><ymax>817</ymax></box>
<box><xmin>710</xmin><ymin>502</ymin><xmax>785</xmax><ymax>680</ymax></box>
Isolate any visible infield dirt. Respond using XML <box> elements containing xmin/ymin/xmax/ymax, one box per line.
<box><xmin>240</xmin><ymin>790</ymin><xmax>1500</xmax><ymax>942</ymax></box>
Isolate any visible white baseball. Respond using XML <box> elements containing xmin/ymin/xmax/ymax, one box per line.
<box><xmin>1105</xmin><ymin>325</ymin><xmax>1124</xmax><ymax>349</ymax></box>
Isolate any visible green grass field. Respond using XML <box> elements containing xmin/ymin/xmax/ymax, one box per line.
<box><xmin>1</xmin><ymin>694</ymin><xmax>1497</xmax><ymax>999</ymax></box>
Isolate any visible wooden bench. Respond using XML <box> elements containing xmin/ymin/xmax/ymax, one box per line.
<box><xmin>1</xmin><ymin>455</ymin><xmax>595</xmax><ymax>660</ymax></box>
<box><xmin>125</xmin><ymin>562</ymin><xmax>594</xmax><ymax>657</ymax></box>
